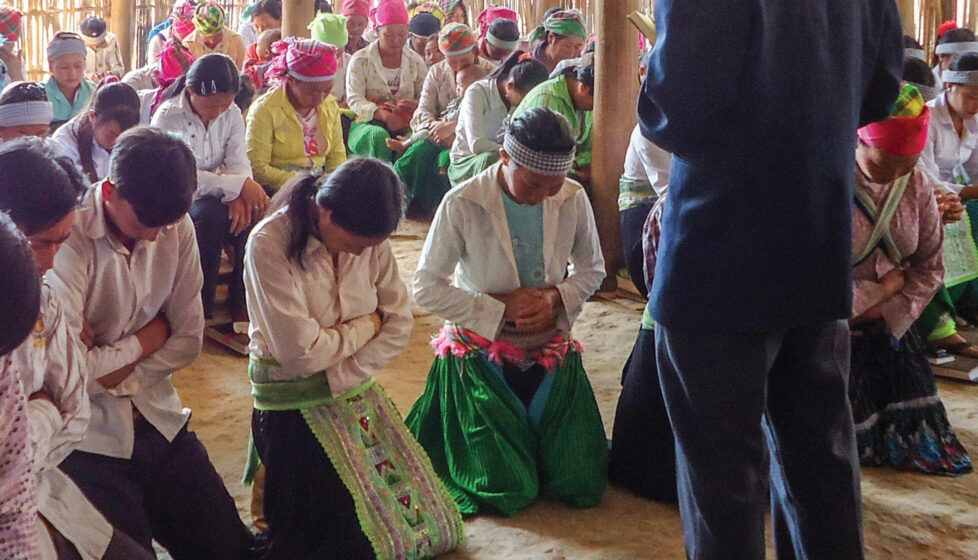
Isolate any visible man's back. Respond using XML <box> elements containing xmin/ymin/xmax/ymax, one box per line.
<box><xmin>639</xmin><ymin>0</ymin><xmax>904</xmax><ymax>331</ymax></box>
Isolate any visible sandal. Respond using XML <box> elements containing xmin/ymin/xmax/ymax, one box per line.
<box><xmin>938</xmin><ymin>342</ymin><xmax>978</xmax><ymax>360</ymax></box>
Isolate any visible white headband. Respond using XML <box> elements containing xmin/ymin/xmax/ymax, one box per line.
<box><xmin>0</xmin><ymin>100</ymin><xmax>54</xmax><ymax>127</ymax></box>
<box><xmin>911</xmin><ymin>82</ymin><xmax>942</xmax><ymax>101</ymax></box>
<box><xmin>904</xmin><ymin>48</ymin><xmax>926</xmax><ymax>62</ymax></box>
<box><xmin>82</xmin><ymin>31</ymin><xmax>107</xmax><ymax>45</ymax></box>
<box><xmin>47</xmin><ymin>36</ymin><xmax>88</xmax><ymax>61</ymax></box>
<box><xmin>440</xmin><ymin>43</ymin><xmax>475</xmax><ymax>56</ymax></box>
<box><xmin>943</xmin><ymin>69</ymin><xmax>978</xmax><ymax>86</ymax></box>
<box><xmin>936</xmin><ymin>42</ymin><xmax>978</xmax><ymax>56</ymax></box>
<box><xmin>503</xmin><ymin>134</ymin><xmax>574</xmax><ymax>176</ymax></box>
<box><xmin>287</xmin><ymin>69</ymin><xmax>336</xmax><ymax>82</ymax></box>
<box><xmin>486</xmin><ymin>32</ymin><xmax>518</xmax><ymax>51</ymax></box>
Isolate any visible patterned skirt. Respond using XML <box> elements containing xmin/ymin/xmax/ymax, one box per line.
<box><xmin>849</xmin><ymin>323</ymin><xmax>972</xmax><ymax>475</ymax></box>
<box><xmin>252</xmin><ymin>376</ymin><xmax>464</xmax><ymax>559</ymax></box>
<box><xmin>404</xmin><ymin>326</ymin><xmax>608</xmax><ymax>516</ymax></box>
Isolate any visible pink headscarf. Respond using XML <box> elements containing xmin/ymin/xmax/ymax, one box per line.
<box><xmin>341</xmin><ymin>0</ymin><xmax>372</xmax><ymax>18</ymax></box>
<box><xmin>152</xmin><ymin>40</ymin><xmax>196</xmax><ymax>114</ymax></box>
<box><xmin>370</xmin><ymin>0</ymin><xmax>409</xmax><ymax>28</ymax></box>
<box><xmin>264</xmin><ymin>38</ymin><xmax>339</xmax><ymax>86</ymax></box>
<box><xmin>476</xmin><ymin>6</ymin><xmax>516</xmax><ymax>37</ymax></box>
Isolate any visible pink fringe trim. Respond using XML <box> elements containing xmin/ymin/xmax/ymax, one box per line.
<box><xmin>430</xmin><ymin>325</ymin><xmax>583</xmax><ymax>370</ymax></box>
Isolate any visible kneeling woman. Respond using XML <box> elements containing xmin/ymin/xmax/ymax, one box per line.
<box><xmin>407</xmin><ymin>107</ymin><xmax>608</xmax><ymax>516</ymax></box>
<box><xmin>244</xmin><ymin>158</ymin><xmax>463</xmax><ymax>558</ymax></box>
<box><xmin>850</xmin><ymin>84</ymin><xmax>972</xmax><ymax>475</ymax></box>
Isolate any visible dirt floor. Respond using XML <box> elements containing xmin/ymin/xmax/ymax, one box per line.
<box><xmin>172</xmin><ymin>219</ymin><xmax>978</xmax><ymax>559</ymax></box>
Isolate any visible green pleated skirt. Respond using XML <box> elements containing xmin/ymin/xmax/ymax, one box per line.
<box><xmin>348</xmin><ymin>121</ymin><xmax>395</xmax><ymax>162</ymax></box>
<box><xmin>447</xmin><ymin>152</ymin><xmax>499</xmax><ymax>187</ymax></box>
<box><xmin>394</xmin><ymin>139</ymin><xmax>451</xmax><ymax>214</ymax></box>
<box><xmin>404</xmin><ymin>352</ymin><xmax>608</xmax><ymax>516</ymax></box>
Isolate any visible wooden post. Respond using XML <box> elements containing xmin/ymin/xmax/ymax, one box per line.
<box><xmin>282</xmin><ymin>0</ymin><xmax>315</xmax><ymax>39</ymax></box>
<box><xmin>898</xmin><ymin>0</ymin><xmax>917</xmax><ymax>37</ymax></box>
<box><xmin>591</xmin><ymin>0</ymin><xmax>639</xmax><ymax>290</ymax></box>
<box><xmin>110</xmin><ymin>0</ymin><xmax>135</xmax><ymax>72</ymax></box>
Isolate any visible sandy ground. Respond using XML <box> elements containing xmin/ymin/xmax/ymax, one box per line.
<box><xmin>172</xmin><ymin>219</ymin><xmax>978</xmax><ymax>559</ymax></box>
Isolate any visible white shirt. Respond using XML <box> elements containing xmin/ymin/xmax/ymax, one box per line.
<box><xmin>413</xmin><ymin>163</ymin><xmax>605</xmax><ymax>340</ymax></box>
<box><xmin>346</xmin><ymin>41</ymin><xmax>428</xmax><ymax>122</ymax></box>
<box><xmin>84</xmin><ymin>32</ymin><xmax>125</xmax><ymax>79</ymax></box>
<box><xmin>50</xmin><ymin>117</ymin><xmax>111</xmax><ymax>182</ymax></box>
<box><xmin>122</xmin><ymin>64</ymin><xmax>157</xmax><ymax>92</ymax></box>
<box><xmin>622</xmin><ymin>124</ymin><xmax>672</xmax><ymax>197</ymax></box>
<box><xmin>411</xmin><ymin>57</ymin><xmax>497</xmax><ymax>132</ymax></box>
<box><xmin>332</xmin><ymin>51</ymin><xmax>352</xmax><ymax>103</ymax></box>
<box><xmin>245</xmin><ymin>210</ymin><xmax>413</xmax><ymax>394</ymax></box>
<box><xmin>9</xmin><ymin>285</ymin><xmax>113</xmax><ymax>560</ymax></box>
<box><xmin>49</xmin><ymin>185</ymin><xmax>204</xmax><ymax>459</ymax></box>
<box><xmin>921</xmin><ymin>92</ymin><xmax>978</xmax><ymax>194</ymax></box>
<box><xmin>238</xmin><ymin>20</ymin><xmax>257</xmax><ymax>47</ymax></box>
<box><xmin>450</xmin><ymin>77</ymin><xmax>508</xmax><ymax>162</ymax></box>
<box><xmin>136</xmin><ymin>88</ymin><xmax>156</xmax><ymax>124</ymax></box>
<box><xmin>152</xmin><ymin>91</ymin><xmax>252</xmax><ymax>202</ymax></box>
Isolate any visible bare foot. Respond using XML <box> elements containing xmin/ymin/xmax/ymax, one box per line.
<box><xmin>931</xmin><ymin>333</ymin><xmax>978</xmax><ymax>359</ymax></box>
<box><xmin>385</xmin><ymin>137</ymin><xmax>408</xmax><ymax>154</ymax></box>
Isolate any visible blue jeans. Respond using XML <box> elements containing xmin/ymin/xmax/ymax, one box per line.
<box><xmin>656</xmin><ymin>320</ymin><xmax>863</xmax><ymax>560</ymax></box>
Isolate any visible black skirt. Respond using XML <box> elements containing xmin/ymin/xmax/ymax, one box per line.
<box><xmin>849</xmin><ymin>323</ymin><xmax>972</xmax><ymax>475</ymax></box>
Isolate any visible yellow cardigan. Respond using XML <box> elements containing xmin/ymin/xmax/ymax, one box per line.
<box><xmin>245</xmin><ymin>85</ymin><xmax>347</xmax><ymax>190</ymax></box>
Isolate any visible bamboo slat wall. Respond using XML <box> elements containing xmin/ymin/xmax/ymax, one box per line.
<box><xmin>8</xmin><ymin>0</ymin><xmax>978</xmax><ymax>83</ymax></box>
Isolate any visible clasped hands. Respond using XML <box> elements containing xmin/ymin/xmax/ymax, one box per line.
<box><xmin>492</xmin><ymin>287</ymin><xmax>562</xmax><ymax>334</ymax></box>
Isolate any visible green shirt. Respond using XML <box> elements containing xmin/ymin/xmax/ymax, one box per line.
<box><xmin>44</xmin><ymin>78</ymin><xmax>96</xmax><ymax>125</ymax></box>
<box><xmin>514</xmin><ymin>74</ymin><xmax>593</xmax><ymax>168</ymax></box>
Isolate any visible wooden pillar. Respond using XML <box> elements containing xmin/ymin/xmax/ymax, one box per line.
<box><xmin>591</xmin><ymin>0</ymin><xmax>639</xmax><ymax>290</ymax></box>
<box><xmin>898</xmin><ymin>0</ymin><xmax>917</xmax><ymax>37</ymax></box>
<box><xmin>282</xmin><ymin>0</ymin><xmax>315</xmax><ymax>39</ymax></box>
<box><xmin>110</xmin><ymin>0</ymin><xmax>135</xmax><ymax>72</ymax></box>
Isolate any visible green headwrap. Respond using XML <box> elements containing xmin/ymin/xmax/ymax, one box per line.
<box><xmin>544</xmin><ymin>10</ymin><xmax>587</xmax><ymax>38</ymax></box>
<box><xmin>309</xmin><ymin>12</ymin><xmax>349</xmax><ymax>48</ymax></box>
<box><xmin>193</xmin><ymin>2</ymin><xmax>226</xmax><ymax>37</ymax></box>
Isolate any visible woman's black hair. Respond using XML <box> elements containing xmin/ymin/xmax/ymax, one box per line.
<box><xmin>951</xmin><ymin>52</ymin><xmax>978</xmax><ymax>72</ymax></box>
<box><xmin>938</xmin><ymin>28</ymin><xmax>977</xmax><ymax>45</ymax></box>
<box><xmin>80</xmin><ymin>16</ymin><xmax>107</xmax><ymax>39</ymax></box>
<box><xmin>0</xmin><ymin>211</ymin><xmax>40</xmax><ymax>356</ymax></box>
<box><xmin>904</xmin><ymin>57</ymin><xmax>936</xmax><ymax>87</ymax></box>
<box><xmin>0</xmin><ymin>137</ymin><xmax>86</xmax><ymax>235</ymax></box>
<box><xmin>507</xmin><ymin>107</ymin><xmax>575</xmax><ymax>154</ymax></box>
<box><xmin>282</xmin><ymin>158</ymin><xmax>404</xmax><ymax>267</ymax></box>
<box><xmin>252</xmin><ymin>0</ymin><xmax>282</xmax><ymax>21</ymax></box>
<box><xmin>0</xmin><ymin>81</ymin><xmax>48</xmax><ymax>106</ymax></box>
<box><xmin>558</xmin><ymin>60</ymin><xmax>594</xmax><ymax>89</ymax></box>
<box><xmin>235</xmin><ymin>73</ymin><xmax>256</xmax><ymax>113</ymax></box>
<box><xmin>75</xmin><ymin>82</ymin><xmax>141</xmax><ymax>183</ymax></box>
<box><xmin>160</xmin><ymin>53</ymin><xmax>241</xmax><ymax>104</ymax></box>
<box><xmin>487</xmin><ymin>18</ymin><xmax>519</xmax><ymax>43</ymax></box>
<box><xmin>903</xmin><ymin>35</ymin><xmax>924</xmax><ymax>50</ymax></box>
<box><xmin>315</xmin><ymin>0</ymin><xmax>332</xmax><ymax>13</ymax></box>
<box><xmin>489</xmin><ymin>51</ymin><xmax>548</xmax><ymax>93</ymax></box>
<box><xmin>575</xmin><ymin>63</ymin><xmax>594</xmax><ymax>88</ymax></box>
<box><xmin>108</xmin><ymin>127</ymin><xmax>197</xmax><ymax>227</ymax></box>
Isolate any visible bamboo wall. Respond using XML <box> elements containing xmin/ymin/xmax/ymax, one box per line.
<box><xmin>5</xmin><ymin>0</ymin><xmax>977</xmax><ymax>83</ymax></box>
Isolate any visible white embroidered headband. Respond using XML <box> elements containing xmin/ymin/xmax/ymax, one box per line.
<box><xmin>503</xmin><ymin>134</ymin><xmax>574</xmax><ymax>176</ymax></box>
<box><xmin>47</xmin><ymin>35</ymin><xmax>88</xmax><ymax>61</ymax></box>
<box><xmin>486</xmin><ymin>32</ymin><xmax>518</xmax><ymax>51</ymax></box>
<box><xmin>911</xmin><ymin>82</ymin><xmax>942</xmax><ymax>101</ymax></box>
<box><xmin>0</xmin><ymin>100</ymin><xmax>54</xmax><ymax>127</ymax></box>
<box><xmin>936</xmin><ymin>42</ymin><xmax>978</xmax><ymax>56</ymax></box>
<box><xmin>942</xmin><ymin>69</ymin><xmax>978</xmax><ymax>86</ymax></box>
<box><xmin>904</xmin><ymin>48</ymin><xmax>926</xmax><ymax>62</ymax></box>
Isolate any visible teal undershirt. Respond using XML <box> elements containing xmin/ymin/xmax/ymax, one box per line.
<box><xmin>501</xmin><ymin>192</ymin><xmax>546</xmax><ymax>288</ymax></box>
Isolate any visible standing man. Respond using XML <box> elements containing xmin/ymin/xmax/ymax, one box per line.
<box><xmin>639</xmin><ymin>1</ymin><xmax>904</xmax><ymax>559</ymax></box>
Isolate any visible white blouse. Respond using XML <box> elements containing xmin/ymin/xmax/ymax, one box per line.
<box><xmin>450</xmin><ymin>77</ymin><xmax>508</xmax><ymax>162</ymax></box>
<box><xmin>245</xmin><ymin>210</ymin><xmax>413</xmax><ymax>394</ymax></box>
<box><xmin>345</xmin><ymin>41</ymin><xmax>428</xmax><ymax>122</ymax></box>
<box><xmin>414</xmin><ymin>163</ymin><xmax>605</xmax><ymax>340</ymax></box>
<box><xmin>411</xmin><ymin>56</ymin><xmax>497</xmax><ymax>132</ymax></box>
<box><xmin>50</xmin><ymin>117</ymin><xmax>111</xmax><ymax>182</ymax></box>
<box><xmin>622</xmin><ymin>124</ymin><xmax>672</xmax><ymax>197</ymax></box>
<box><xmin>152</xmin><ymin>90</ymin><xmax>252</xmax><ymax>202</ymax></box>
<box><xmin>920</xmin><ymin>92</ymin><xmax>978</xmax><ymax>194</ymax></box>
